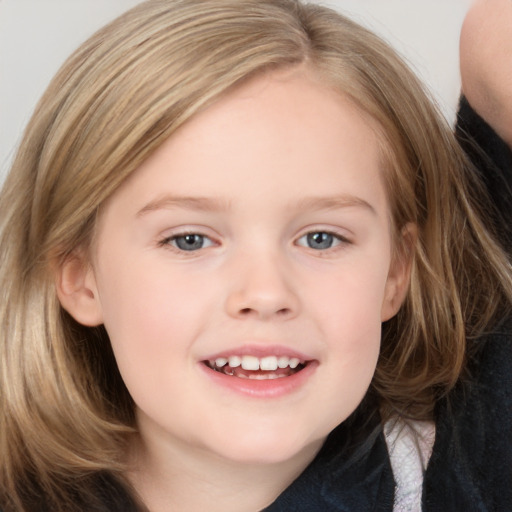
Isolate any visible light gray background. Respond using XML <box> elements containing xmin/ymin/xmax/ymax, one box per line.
<box><xmin>0</xmin><ymin>0</ymin><xmax>473</xmax><ymax>181</ymax></box>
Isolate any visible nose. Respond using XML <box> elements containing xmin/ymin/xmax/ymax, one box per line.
<box><xmin>224</xmin><ymin>250</ymin><xmax>300</xmax><ymax>321</ymax></box>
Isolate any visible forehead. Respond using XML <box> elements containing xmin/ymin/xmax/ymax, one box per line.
<box><xmin>98</xmin><ymin>67</ymin><xmax>388</xmax><ymax>222</ymax></box>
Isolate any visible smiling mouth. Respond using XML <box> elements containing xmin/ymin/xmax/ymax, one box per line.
<box><xmin>204</xmin><ymin>355</ymin><xmax>308</xmax><ymax>380</ymax></box>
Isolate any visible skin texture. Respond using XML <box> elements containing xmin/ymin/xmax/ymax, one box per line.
<box><xmin>460</xmin><ymin>0</ymin><xmax>512</xmax><ymax>147</ymax></box>
<box><xmin>58</xmin><ymin>68</ymin><xmax>412</xmax><ymax>512</ymax></box>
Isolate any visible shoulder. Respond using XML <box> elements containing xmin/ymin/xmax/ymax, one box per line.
<box><xmin>423</xmin><ymin>320</ymin><xmax>512</xmax><ymax>511</ymax></box>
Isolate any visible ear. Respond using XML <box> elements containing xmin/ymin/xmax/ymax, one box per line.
<box><xmin>381</xmin><ymin>223</ymin><xmax>417</xmax><ymax>322</ymax></box>
<box><xmin>55</xmin><ymin>252</ymin><xmax>104</xmax><ymax>326</ymax></box>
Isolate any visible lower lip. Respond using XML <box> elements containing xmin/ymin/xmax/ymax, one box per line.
<box><xmin>198</xmin><ymin>361</ymin><xmax>318</xmax><ymax>398</ymax></box>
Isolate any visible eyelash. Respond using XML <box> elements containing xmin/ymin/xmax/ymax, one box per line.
<box><xmin>159</xmin><ymin>229</ymin><xmax>351</xmax><ymax>254</ymax></box>
<box><xmin>295</xmin><ymin>230</ymin><xmax>351</xmax><ymax>251</ymax></box>
<box><xmin>159</xmin><ymin>232</ymin><xmax>216</xmax><ymax>252</ymax></box>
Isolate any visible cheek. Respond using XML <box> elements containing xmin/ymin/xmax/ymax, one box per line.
<box><xmin>95</xmin><ymin>257</ymin><xmax>211</xmax><ymax>370</ymax></box>
<box><xmin>322</xmin><ymin>290</ymin><xmax>382</xmax><ymax>385</ymax></box>
<box><xmin>96</xmin><ymin>265</ymin><xmax>215</xmax><ymax>417</ymax></box>
<box><xmin>310</xmin><ymin>253</ymin><xmax>391</xmax><ymax>329</ymax></box>
<box><xmin>305</xmin><ymin>258</ymin><xmax>389</xmax><ymax>407</ymax></box>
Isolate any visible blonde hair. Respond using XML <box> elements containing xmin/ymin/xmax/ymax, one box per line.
<box><xmin>0</xmin><ymin>0</ymin><xmax>511</xmax><ymax>509</ymax></box>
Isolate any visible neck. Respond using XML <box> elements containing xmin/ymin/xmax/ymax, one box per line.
<box><xmin>127</xmin><ymin>431</ymin><xmax>322</xmax><ymax>512</ymax></box>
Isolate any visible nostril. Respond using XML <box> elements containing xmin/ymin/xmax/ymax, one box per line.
<box><xmin>237</xmin><ymin>307</ymin><xmax>292</xmax><ymax>318</ymax></box>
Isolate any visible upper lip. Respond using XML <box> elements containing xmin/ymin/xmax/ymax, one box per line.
<box><xmin>201</xmin><ymin>344</ymin><xmax>315</xmax><ymax>363</ymax></box>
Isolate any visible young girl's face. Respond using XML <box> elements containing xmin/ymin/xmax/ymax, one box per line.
<box><xmin>66</xmin><ymin>69</ymin><xmax>409</xmax><ymax>467</ymax></box>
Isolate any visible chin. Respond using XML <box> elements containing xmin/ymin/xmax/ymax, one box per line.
<box><xmin>207</xmin><ymin>428</ymin><xmax>325</xmax><ymax>467</ymax></box>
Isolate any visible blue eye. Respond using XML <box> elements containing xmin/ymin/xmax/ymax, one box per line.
<box><xmin>297</xmin><ymin>231</ymin><xmax>345</xmax><ymax>250</ymax></box>
<box><xmin>165</xmin><ymin>233</ymin><xmax>214</xmax><ymax>251</ymax></box>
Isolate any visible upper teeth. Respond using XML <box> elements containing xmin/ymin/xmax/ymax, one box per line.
<box><xmin>212</xmin><ymin>355</ymin><xmax>301</xmax><ymax>371</ymax></box>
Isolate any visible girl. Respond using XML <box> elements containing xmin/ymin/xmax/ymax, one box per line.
<box><xmin>0</xmin><ymin>1</ymin><xmax>510</xmax><ymax>511</ymax></box>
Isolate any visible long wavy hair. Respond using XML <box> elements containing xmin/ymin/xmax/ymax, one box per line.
<box><xmin>1</xmin><ymin>0</ymin><xmax>511</xmax><ymax>510</ymax></box>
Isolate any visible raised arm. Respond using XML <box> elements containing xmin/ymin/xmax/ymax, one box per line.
<box><xmin>458</xmin><ymin>0</ymin><xmax>512</xmax><ymax>252</ymax></box>
<box><xmin>459</xmin><ymin>0</ymin><xmax>512</xmax><ymax>149</ymax></box>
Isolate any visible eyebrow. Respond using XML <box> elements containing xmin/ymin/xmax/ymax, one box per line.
<box><xmin>137</xmin><ymin>196</ymin><xmax>231</xmax><ymax>216</ymax></box>
<box><xmin>293</xmin><ymin>195</ymin><xmax>376</xmax><ymax>215</ymax></box>
<box><xmin>136</xmin><ymin>194</ymin><xmax>376</xmax><ymax>216</ymax></box>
